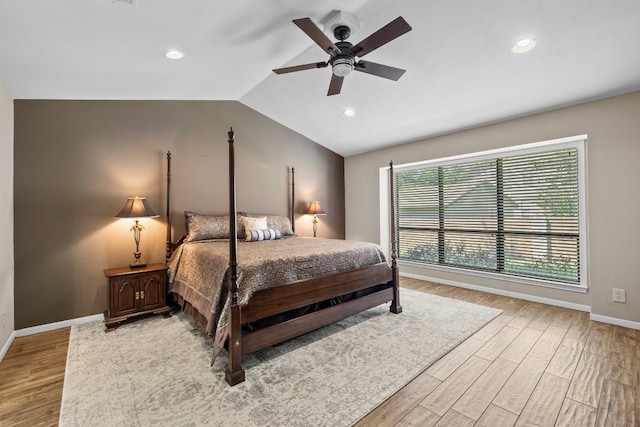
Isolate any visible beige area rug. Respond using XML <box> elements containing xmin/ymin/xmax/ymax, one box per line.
<box><xmin>59</xmin><ymin>288</ymin><xmax>501</xmax><ymax>427</ymax></box>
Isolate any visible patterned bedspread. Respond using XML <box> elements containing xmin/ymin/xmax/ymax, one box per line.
<box><xmin>167</xmin><ymin>236</ymin><xmax>388</xmax><ymax>339</ymax></box>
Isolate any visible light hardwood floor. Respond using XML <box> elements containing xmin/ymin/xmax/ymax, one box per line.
<box><xmin>1</xmin><ymin>278</ymin><xmax>638</xmax><ymax>426</ymax></box>
<box><xmin>357</xmin><ymin>278</ymin><xmax>639</xmax><ymax>427</ymax></box>
<box><xmin>0</xmin><ymin>327</ymin><xmax>69</xmax><ymax>427</ymax></box>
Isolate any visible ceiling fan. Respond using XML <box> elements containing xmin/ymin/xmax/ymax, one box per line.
<box><xmin>273</xmin><ymin>16</ymin><xmax>412</xmax><ymax>96</ymax></box>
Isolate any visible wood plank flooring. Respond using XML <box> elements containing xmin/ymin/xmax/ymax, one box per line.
<box><xmin>356</xmin><ymin>278</ymin><xmax>638</xmax><ymax>426</ymax></box>
<box><xmin>0</xmin><ymin>327</ymin><xmax>69</xmax><ymax>427</ymax></box>
<box><xmin>1</xmin><ymin>278</ymin><xmax>637</xmax><ymax>426</ymax></box>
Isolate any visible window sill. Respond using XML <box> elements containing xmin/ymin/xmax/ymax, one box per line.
<box><xmin>398</xmin><ymin>260</ymin><xmax>588</xmax><ymax>294</ymax></box>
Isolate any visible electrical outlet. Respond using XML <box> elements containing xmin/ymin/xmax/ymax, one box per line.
<box><xmin>612</xmin><ymin>288</ymin><xmax>626</xmax><ymax>303</ymax></box>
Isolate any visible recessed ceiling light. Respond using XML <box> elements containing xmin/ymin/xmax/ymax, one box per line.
<box><xmin>511</xmin><ymin>38</ymin><xmax>537</xmax><ymax>54</ymax></box>
<box><xmin>165</xmin><ymin>50</ymin><xmax>185</xmax><ymax>60</ymax></box>
<box><xmin>343</xmin><ymin>108</ymin><xmax>355</xmax><ymax>117</ymax></box>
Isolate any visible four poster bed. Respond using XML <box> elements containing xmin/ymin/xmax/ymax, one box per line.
<box><xmin>165</xmin><ymin>128</ymin><xmax>401</xmax><ymax>386</ymax></box>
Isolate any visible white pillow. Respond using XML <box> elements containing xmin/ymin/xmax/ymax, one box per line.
<box><xmin>241</xmin><ymin>216</ymin><xmax>267</xmax><ymax>231</ymax></box>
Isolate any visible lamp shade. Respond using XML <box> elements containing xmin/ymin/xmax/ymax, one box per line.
<box><xmin>305</xmin><ymin>201</ymin><xmax>326</xmax><ymax>216</ymax></box>
<box><xmin>115</xmin><ymin>196</ymin><xmax>159</xmax><ymax>219</ymax></box>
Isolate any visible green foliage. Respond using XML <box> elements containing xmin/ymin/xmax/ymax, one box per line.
<box><xmin>506</xmin><ymin>256</ymin><xmax>578</xmax><ymax>282</ymax></box>
<box><xmin>395</xmin><ymin>168</ymin><xmax>437</xmax><ymax>187</ymax></box>
<box><xmin>401</xmin><ymin>241</ymin><xmax>578</xmax><ymax>283</ymax></box>
<box><xmin>534</xmin><ymin>150</ymin><xmax>579</xmax><ymax>217</ymax></box>
<box><xmin>400</xmin><ymin>241</ymin><xmax>437</xmax><ymax>262</ymax></box>
<box><xmin>400</xmin><ymin>240</ymin><xmax>496</xmax><ymax>269</ymax></box>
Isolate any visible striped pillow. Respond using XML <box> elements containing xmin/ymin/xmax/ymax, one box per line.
<box><xmin>245</xmin><ymin>229</ymin><xmax>281</xmax><ymax>242</ymax></box>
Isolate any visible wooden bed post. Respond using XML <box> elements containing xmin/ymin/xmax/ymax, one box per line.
<box><xmin>291</xmin><ymin>167</ymin><xmax>295</xmax><ymax>233</ymax></box>
<box><xmin>165</xmin><ymin>151</ymin><xmax>172</xmax><ymax>264</ymax></box>
<box><xmin>389</xmin><ymin>161</ymin><xmax>402</xmax><ymax>314</ymax></box>
<box><xmin>225</xmin><ymin>127</ymin><xmax>246</xmax><ymax>386</ymax></box>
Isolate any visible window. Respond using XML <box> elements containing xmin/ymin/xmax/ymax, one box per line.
<box><xmin>388</xmin><ymin>135</ymin><xmax>587</xmax><ymax>290</ymax></box>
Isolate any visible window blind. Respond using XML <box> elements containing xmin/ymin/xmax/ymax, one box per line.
<box><xmin>395</xmin><ymin>144</ymin><xmax>581</xmax><ymax>285</ymax></box>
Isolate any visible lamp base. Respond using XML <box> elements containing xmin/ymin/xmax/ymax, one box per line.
<box><xmin>129</xmin><ymin>259</ymin><xmax>147</xmax><ymax>268</ymax></box>
<box><xmin>129</xmin><ymin>258</ymin><xmax>147</xmax><ymax>268</ymax></box>
<box><xmin>130</xmin><ymin>251</ymin><xmax>146</xmax><ymax>268</ymax></box>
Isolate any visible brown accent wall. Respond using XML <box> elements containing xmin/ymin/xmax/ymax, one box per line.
<box><xmin>13</xmin><ymin>100</ymin><xmax>344</xmax><ymax>329</ymax></box>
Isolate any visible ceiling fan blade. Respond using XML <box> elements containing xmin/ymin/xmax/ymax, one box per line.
<box><xmin>293</xmin><ymin>18</ymin><xmax>341</xmax><ymax>55</ymax></box>
<box><xmin>355</xmin><ymin>60</ymin><xmax>406</xmax><ymax>81</ymax></box>
<box><xmin>351</xmin><ymin>17</ymin><xmax>412</xmax><ymax>58</ymax></box>
<box><xmin>327</xmin><ymin>74</ymin><xmax>344</xmax><ymax>96</ymax></box>
<box><xmin>273</xmin><ymin>62</ymin><xmax>328</xmax><ymax>74</ymax></box>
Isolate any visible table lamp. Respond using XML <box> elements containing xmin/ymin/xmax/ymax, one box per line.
<box><xmin>305</xmin><ymin>201</ymin><xmax>326</xmax><ymax>238</ymax></box>
<box><xmin>115</xmin><ymin>196</ymin><xmax>159</xmax><ymax>268</ymax></box>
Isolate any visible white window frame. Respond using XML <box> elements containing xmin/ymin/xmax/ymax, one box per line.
<box><xmin>380</xmin><ymin>134</ymin><xmax>588</xmax><ymax>293</ymax></box>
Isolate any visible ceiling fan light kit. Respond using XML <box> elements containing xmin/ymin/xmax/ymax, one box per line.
<box><xmin>273</xmin><ymin>14</ymin><xmax>412</xmax><ymax>96</ymax></box>
<box><xmin>332</xmin><ymin>57</ymin><xmax>355</xmax><ymax>77</ymax></box>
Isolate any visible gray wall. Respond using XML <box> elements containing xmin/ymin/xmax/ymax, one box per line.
<box><xmin>13</xmin><ymin>100</ymin><xmax>345</xmax><ymax>329</ymax></box>
<box><xmin>345</xmin><ymin>90</ymin><xmax>640</xmax><ymax>324</ymax></box>
<box><xmin>0</xmin><ymin>81</ymin><xmax>13</xmax><ymax>350</ymax></box>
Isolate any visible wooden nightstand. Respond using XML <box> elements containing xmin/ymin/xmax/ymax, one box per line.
<box><xmin>103</xmin><ymin>263</ymin><xmax>172</xmax><ymax>331</ymax></box>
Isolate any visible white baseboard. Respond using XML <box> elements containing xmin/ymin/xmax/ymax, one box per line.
<box><xmin>402</xmin><ymin>271</ymin><xmax>640</xmax><ymax>330</ymax></box>
<box><xmin>14</xmin><ymin>313</ymin><xmax>104</xmax><ymax>338</ymax></box>
<box><xmin>0</xmin><ymin>313</ymin><xmax>103</xmax><ymax>372</ymax></box>
<box><xmin>401</xmin><ymin>271</ymin><xmax>591</xmax><ymax>312</ymax></box>
<box><xmin>590</xmin><ymin>313</ymin><xmax>640</xmax><ymax>330</ymax></box>
<box><xmin>0</xmin><ymin>331</ymin><xmax>16</xmax><ymax>362</ymax></box>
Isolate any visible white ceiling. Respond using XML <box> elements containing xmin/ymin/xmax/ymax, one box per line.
<box><xmin>1</xmin><ymin>0</ymin><xmax>639</xmax><ymax>156</ymax></box>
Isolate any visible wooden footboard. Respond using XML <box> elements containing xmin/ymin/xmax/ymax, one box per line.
<box><xmin>243</xmin><ymin>286</ymin><xmax>394</xmax><ymax>355</ymax></box>
<box><xmin>241</xmin><ymin>262</ymin><xmax>394</xmax><ymax>354</ymax></box>
<box><xmin>241</xmin><ymin>263</ymin><xmax>392</xmax><ymax>323</ymax></box>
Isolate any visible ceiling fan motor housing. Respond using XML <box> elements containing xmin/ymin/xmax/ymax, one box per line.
<box><xmin>333</xmin><ymin>25</ymin><xmax>351</xmax><ymax>41</ymax></box>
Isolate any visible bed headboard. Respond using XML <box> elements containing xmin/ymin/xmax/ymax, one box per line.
<box><xmin>164</xmin><ymin>130</ymin><xmax>297</xmax><ymax>263</ymax></box>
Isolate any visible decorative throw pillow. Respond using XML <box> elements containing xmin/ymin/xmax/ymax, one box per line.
<box><xmin>264</xmin><ymin>214</ymin><xmax>294</xmax><ymax>236</ymax></box>
<box><xmin>184</xmin><ymin>211</ymin><xmax>229</xmax><ymax>242</ymax></box>
<box><xmin>245</xmin><ymin>229</ymin><xmax>281</xmax><ymax>242</ymax></box>
<box><xmin>241</xmin><ymin>216</ymin><xmax>267</xmax><ymax>231</ymax></box>
<box><xmin>239</xmin><ymin>213</ymin><xmax>294</xmax><ymax>236</ymax></box>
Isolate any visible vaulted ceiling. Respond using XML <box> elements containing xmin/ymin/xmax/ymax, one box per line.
<box><xmin>1</xmin><ymin>0</ymin><xmax>639</xmax><ymax>156</ymax></box>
